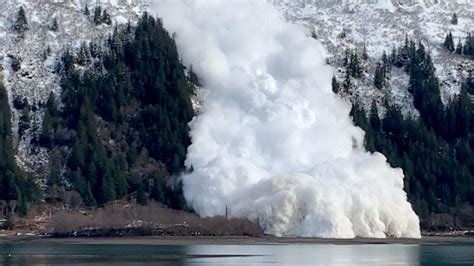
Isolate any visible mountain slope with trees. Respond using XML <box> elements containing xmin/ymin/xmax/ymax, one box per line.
<box><xmin>0</xmin><ymin>81</ymin><xmax>39</xmax><ymax>224</ymax></box>
<box><xmin>40</xmin><ymin>13</ymin><xmax>196</xmax><ymax>209</ymax></box>
<box><xmin>0</xmin><ymin>1</ymin><xmax>473</xmax><ymax>234</ymax></box>
<box><xmin>1</xmin><ymin>10</ymin><xmax>196</xmax><ymax>219</ymax></box>
<box><xmin>338</xmin><ymin>39</ymin><xmax>474</xmax><ymax>230</ymax></box>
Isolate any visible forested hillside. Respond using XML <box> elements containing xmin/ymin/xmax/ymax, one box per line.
<box><xmin>0</xmin><ymin>2</ymin><xmax>473</xmax><ymax>234</ymax></box>
<box><xmin>1</xmin><ymin>12</ymin><xmax>196</xmax><ymax>220</ymax></box>
<box><xmin>0</xmin><ymin>82</ymin><xmax>39</xmax><ymax>219</ymax></box>
<box><xmin>42</xmin><ymin>13</ymin><xmax>195</xmax><ymax>209</ymax></box>
<box><xmin>336</xmin><ymin>38</ymin><xmax>474</xmax><ymax>229</ymax></box>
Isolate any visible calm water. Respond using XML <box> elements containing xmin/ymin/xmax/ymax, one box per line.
<box><xmin>0</xmin><ymin>242</ymin><xmax>473</xmax><ymax>265</ymax></box>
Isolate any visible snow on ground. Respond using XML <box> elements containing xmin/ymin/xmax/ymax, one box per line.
<box><xmin>273</xmin><ymin>0</ymin><xmax>474</xmax><ymax>114</ymax></box>
<box><xmin>0</xmin><ymin>0</ymin><xmax>146</xmax><ymax>176</ymax></box>
<box><xmin>0</xmin><ymin>0</ymin><xmax>472</xmax><ymax>176</ymax></box>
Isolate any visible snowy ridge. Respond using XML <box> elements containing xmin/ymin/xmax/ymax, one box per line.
<box><xmin>0</xmin><ymin>0</ymin><xmax>146</xmax><ymax>175</ymax></box>
<box><xmin>273</xmin><ymin>0</ymin><xmax>474</xmax><ymax>115</ymax></box>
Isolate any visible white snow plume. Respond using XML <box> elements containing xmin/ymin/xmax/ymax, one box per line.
<box><xmin>148</xmin><ymin>0</ymin><xmax>421</xmax><ymax>239</ymax></box>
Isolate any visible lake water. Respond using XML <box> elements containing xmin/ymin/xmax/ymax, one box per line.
<box><xmin>0</xmin><ymin>242</ymin><xmax>473</xmax><ymax>265</ymax></box>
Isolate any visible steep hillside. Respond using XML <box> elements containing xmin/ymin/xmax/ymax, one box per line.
<box><xmin>0</xmin><ymin>0</ymin><xmax>146</xmax><ymax>176</ymax></box>
<box><xmin>274</xmin><ymin>0</ymin><xmax>474</xmax><ymax>114</ymax></box>
<box><xmin>0</xmin><ymin>0</ymin><xmax>473</xmax><ymax>235</ymax></box>
<box><xmin>272</xmin><ymin>0</ymin><xmax>474</xmax><ymax>229</ymax></box>
<box><xmin>1</xmin><ymin>1</ymin><xmax>196</xmax><ymax>217</ymax></box>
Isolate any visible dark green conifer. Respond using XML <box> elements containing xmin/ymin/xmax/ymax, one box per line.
<box><xmin>14</xmin><ymin>7</ymin><xmax>28</xmax><ymax>34</ymax></box>
<box><xmin>444</xmin><ymin>31</ymin><xmax>455</xmax><ymax>52</ymax></box>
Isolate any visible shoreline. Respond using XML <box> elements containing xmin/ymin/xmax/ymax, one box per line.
<box><xmin>1</xmin><ymin>235</ymin><xmax>474</xmax><ymax>246</ymax></box>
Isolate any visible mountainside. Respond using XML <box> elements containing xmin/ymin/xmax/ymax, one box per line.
<box><xmin>0</xmin><ymin>0</ymin><xmax>147</xmax><ymax>176</ymax></box>
<box><xmin>1</xmin><ymin>0</ymin><xmax>197</xmax><ymax>217</ymax></box>
<box><xmin>272</xmin><ymin>0</ymin><xmax>474</xmax><ymax>229</ymax></box>
<box><xmin>2</xmin><ymin>0</ymin><xmax>471</xmax><ymax>189</ymax></box>
<box><xmin>0</xmin><ymin>0</ymin><xmax>473</xmax><ymax>236</ymax></box>
<box><xmin>274</xmin><ymin>0</ymin><xmax>474</xmax><ymax>113</ymax></box>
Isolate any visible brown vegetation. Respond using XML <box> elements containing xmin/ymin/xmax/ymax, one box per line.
<box><xmin>49</xmin><ymin>202</ymin><xmax>262</xmax><ymax>237</ymax></box>
<box><xmin>421</xmin><ymin>203</ymin><xmax>474</xmax><ymax>232</ymax></box>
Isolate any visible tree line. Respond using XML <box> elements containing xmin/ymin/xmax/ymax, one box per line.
<box><xmin>444</xmin><ymin>31</ymin><xmax>474</xmax><ymax>57</ymax></box>
<box><xmin>40</xmin><ymin>13</ymin><xmax>196</xmax><ymax>209</ymax></box>
<box><xmin>1</xmin><ymin>12</ymin><xmax>197</xmax><ymax>217</ymax></box>
<box><xmin>335</xmin><ymin>38</ymin><xmax>474</xmax><ymax>228</ymax></box>
<box><xmin>0</xmin><ymin>83</ymin><xmax>39</xmax><ymax>221</ymax></box>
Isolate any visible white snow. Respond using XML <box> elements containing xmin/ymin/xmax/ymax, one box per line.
<box><xmin>150</xmin><ymin>0</ymin><xmax>421</xmax><ymax>239</ymax></box>
<box><xmin>273</xmin><ymin>0</ymin><xmax>474</xmax><ymax>114</ymax></box>
<box><xmin>0</xmin><ymin>0</ymin><xmax>146</xmax><ymax>176</ymax></box>
<box><xmin>148</xmin><ymin>0</ymin><xmax>471</xmax><ymax>237</ymax></box>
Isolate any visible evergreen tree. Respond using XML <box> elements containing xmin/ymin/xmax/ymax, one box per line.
<box><xmin>464</xmin><ymin>33</ymin><xmax>474</xmax><ymax>56</ymax></box>
<box><xmin>390</xmin><ymin>47</ymin><xmax>397</xmax><ymax>64</ymax></box>
<box><xmin>102</xmin><ymin>9</ymin><xmax>112</xmax><ymax>25</ymax></box>
<box><xmin>348</xmin><ymin>52</ymin><xmax>363</xmax><ymax>78</ymax></box>
<box><xmin>362</xmin><ymin>44</ymin><xmax>369</xmax><ymax>61</ymax></box>
<box><xmin>343</xmin><ymin>49</ymin><xmax>350</xmax><ymax>66</ymax></box>
<box><xmin>112</xmin><ymin>157</ymin><xmax>128</xmax><ymax>198</ymax></box>
<box><xmin>84</xmin><ymin>4</ymin><xmax>90</xmax><ymax>16</ymax></box>
<box><xmin>18</xmin><ymin>104</ymin><xmax>30</xmax><ymax>136</ymax></box>
<box><xmin>83</xmin><ymin>183</ymin><xmax>96</xmax><ymax>207</ymax></box>
<box><xmin>13</xmin><ymin>7</ymin><xmax>28</xmax><ymax>34</ymax></box>
<box><xmin>48</xmin><ymin>152</ymin><xmax>62</xmax><ymax>187</ymax></box>
<box><xmin>136</xmin><ymin>185</ymin><xmax>148</xmax><ymax>206</ymax></box>
<box><xmin>381</xmin><ymin>51</ymin><xmax>391</xmax><ymax>74</ymax></box>
<box><xmin>0</xmin><ymin>82</ymin><xmax>37</xmax><ymax>215</ymax></box>
<box><xmin>165</xmin><ymin>182</ymin><xmax>187</xmax><ymax>210</ymax></box>
<box><xmin>76</xmin><ymin>42</ymin><xmax>91</xmax><ymax>66</ymax></box>
<box><xmin>456</xmin><ymin>38</ymin><xmax>464</xmax><ymax>54</ymax></box>
<box><xmin>93</xmin><ymin>6</ymin><xmax>102</xmax><ymax>25</ymax></box>
<box><xmin>331</xmin><ymin>76</ymin><xmax>340</xmax><ymax>94</ymax></box>
<box><xmin>444</xmin><ymin>31</ymin><xmax>455</xmax><ymax>52</ymax></box>
<box><xmin>39</xmin><ymin>93</ymin><xmax>60</xmax><ymax>147</ymax></box>
<box><xmin>150</xmin><ymin>178</ymin><xmax>165</xmax><ymax>203</ymax></box>
<box><xmin>451</xmin><ymin>13</ymin><xmax>458</xmax><ymax>25</ymax></box>
<box><xmin>394</xmin><ymin>36</ymin><xmax>410</xmax><ymax>68</ymax></box>
<box><xmin>369</xmin><ymin>101</ymin><xmax>381</xmax><ymax>131</ymax></box>
<box><xmin>350</xmin><ymin>102</ymin><xmax>369</xmax><ymax>132</ymax></box>
<box><xmin>343</xmin><ymin>72</ymin><xmax>352</xmax><ymax>93</ymax></box>
<box><xmin>50</xmin><ymin>18</ymin><xmax>59</xmax><ymax>32</ymax></box>
<box><xmin>465</xmin><ymin>71</ymin><xmax>474</xmax><ymax>94</ymax></box>
<box><xmin>374</xmin><ymin>64</ymin><xmax>385</xmax><ymax>90</ymax></box>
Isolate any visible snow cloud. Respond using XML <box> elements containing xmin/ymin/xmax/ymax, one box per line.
<box><xmin>148</xmin><ymin>0</ymin><xmax>421</xmax><ymax>238</ymax></box>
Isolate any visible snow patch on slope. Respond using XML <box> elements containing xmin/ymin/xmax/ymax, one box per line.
<box><xmin>273</xmin><ymin>0</ymin><xmax>474</xmax><ymax>114</ymax></box>
<box><xmin>0</xmin><ymin>0</ymin><xmax>146</xmax><ymax>175</ymax></box>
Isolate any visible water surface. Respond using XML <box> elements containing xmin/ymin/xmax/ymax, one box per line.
<box><xmin>0</xmin><ymin>242</ymin><xmax>473</xmax><ymax>265</ymax></box>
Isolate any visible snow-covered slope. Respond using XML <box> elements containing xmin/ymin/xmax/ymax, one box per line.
<box><xmin>273</xmin><ymin>0</ymin><xmax>474</xmax><ymax>115</ymax></box>
<box><xmin>0</xmin><ymin>0</ymin><xmax>146</xmax><ymax>176</ymax></box>
<box><xmin>1</xmin><ymin>0</ymin><xmax>473</xmax><ymax>177</ymax></box>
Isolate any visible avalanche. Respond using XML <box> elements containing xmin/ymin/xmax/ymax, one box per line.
<box><xmin>149</xmin><ymin>0</ymin><xmax>421</xmax><ymax>238</ymax></box>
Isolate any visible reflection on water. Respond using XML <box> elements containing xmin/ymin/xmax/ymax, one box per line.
<box><xmin>187</xmin><ymin>244</ymin><xmax>420</xmax><ymax>265</ymax></box>
<box><xmin>0</xmin><ymin>242</ymin><xmax>473</xmax><ymax>265</ymax></box>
